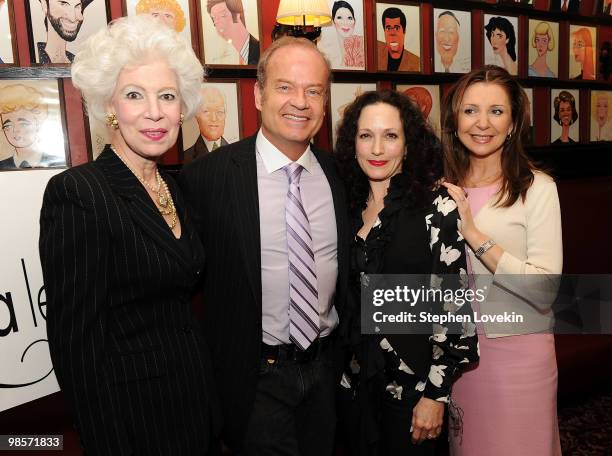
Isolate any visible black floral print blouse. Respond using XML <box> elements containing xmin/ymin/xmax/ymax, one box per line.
<box><xmin>342</xmin><ymin>175</ymin><xmax>479</xmax><ymax>405</ymax></box>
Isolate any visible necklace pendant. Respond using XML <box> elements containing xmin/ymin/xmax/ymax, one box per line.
<box><xmin>158</xmin><ymin>194</ymin><xmax>168</xmax><ymax>208</ymax></box>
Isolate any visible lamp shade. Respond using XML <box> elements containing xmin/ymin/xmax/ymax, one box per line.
<box><xmin>276</xmin><ymin>0</ymin><xmax>332</xmax><ymax>27</ymax></box>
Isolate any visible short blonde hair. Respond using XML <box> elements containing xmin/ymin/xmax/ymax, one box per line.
<box><xmin>71</xmin><ymin>15</ymin><xmax>204</xmax><ymax>122</ymax></box>
<box><xmin>532</xmin><ymin>22</ymin><xmax>555</xmax><ymax>51</ymax></box>
<box><xmin>136</xmin><ymin>0</ymin><xmax>186</xmax><ymax>33</ymax></box>
<box><xmin>0</xmin><ymin>84</ymin><xmax>48</xmax><ymax>123</ymax></box>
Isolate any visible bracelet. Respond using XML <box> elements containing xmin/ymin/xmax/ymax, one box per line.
<box><xmin>474</xmin><ymin>239</ymin><xmax>495</xmax><ymax>258</ymax></box>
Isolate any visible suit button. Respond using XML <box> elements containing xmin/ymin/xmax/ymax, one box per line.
<box><xmin>195</xmin><ymin>269</ymin><xmax>201</xmax><ymax>276</ymax></box>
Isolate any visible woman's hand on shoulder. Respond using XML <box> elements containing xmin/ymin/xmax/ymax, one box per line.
<box><xmin>440</xmin><ymin>182</ymin><xmax>475</xmax><ymax>238</ymax></box>
<box><xmin>411</xmin><ymin>397</ymin><xmax>444</xmax><ymax>444</ymax></box>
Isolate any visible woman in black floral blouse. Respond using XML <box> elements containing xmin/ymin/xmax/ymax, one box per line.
<box><xmin>334</xmin><ymin>89</ymin><xmax>479</xmax><ymax>455</ymax></box>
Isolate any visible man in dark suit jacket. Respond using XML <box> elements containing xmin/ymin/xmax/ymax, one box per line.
<box><xmin>550</xmin><ymin>0</ymin><xmax>581</xmax><ymax>13</ymax></box>
<box><xmin>180</xmin><ymin>37</ymin><xmax>350</xmax><ymax>456</ymax></box>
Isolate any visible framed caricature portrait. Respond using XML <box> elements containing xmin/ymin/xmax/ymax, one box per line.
<box><xmin>0</xmin><ymin>0</ymin><xmax>17</xmax><ymax>64</ymax></box>
<box><xmin>549</xmin><ymin>0</ymin><xmax>581</xmax><ymax>13</ymax></box>
<box><xmin>527</xmin><ymin>19</ymin><xmax>559</xmax><ymax>78</ymax></box>
<box><xmin>396</xmin><ymin>84</ymin><xmax>440</xmax><ymax>136</ymax></box>
<box><xmin>200</xmin><ymin>0</ymin><xmax>261</xmax><ymax>66</ymax></box>
<box><xmin>26</xmin><ymin>0</ymin><xmax>110</xmax><ymax>65</ymax></box>
<box><xmin>569</xmin><ymin>24</ymin><xmax>597</xmax><ymax>80</ymax></box>
<box><xmin>329</xmin><ymin>82</ymin><xmax>377</xmax><ymax>145</ymax></box>
<box><xmin>180</xmin><ymin>81</ymin><xmax>241</xmax><ymax>163</ymax></box>
<box><xmin>590</xmin><ymin>91</ymin><xmax>612</xmax><ymax>141</ymax></box>
<box><xmin>0</xmin><ymin>79</ymin><xmax>68</xmax><ymax>170</ymax></box>
<box><xmin>374</xmin><ymin>2</ymin><xmax>421</xmax><ymax>73</ymax></box>
<box><xmin>550</xmin><ymin>88</ymin><xmax>579</xmax><ymax>144</ymax></box>
<box><xmin>124</xmin><ymin>0</ymin><xmax>192</xmax><ymax>43</ymax></box>
<box><xmin>432</xmin><ymin>9</ymin><xmax>471</xmax><ymax>74</ymax></box>
<box><xmin>318</xmin><ymin>0</ymin><xmax>366</xmax><ymax>71</ymax></box>
<box><xmin>483</xmin><ymin>14</ymin><xmax>519</xmax><ymax>76</ymax></box>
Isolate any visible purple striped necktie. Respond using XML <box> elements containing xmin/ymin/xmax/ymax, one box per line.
<box><xmin>284</xmin><ymin>162</ymin><xmax>320</xmax><ymax>350</ymax></box>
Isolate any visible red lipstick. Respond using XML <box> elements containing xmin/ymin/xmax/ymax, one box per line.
<box><xmin>368</xmin><ymin>160</ymin><xmax>388</xmax><ymax>167</ymax></box>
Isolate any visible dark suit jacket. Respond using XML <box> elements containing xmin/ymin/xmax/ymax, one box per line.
<box><xmin>179</xmin><ymin>135</ymin><xmax>350</xmax><ymax>451</ymax></box>
<box><xmin>550</xmin><ymin>0</ymin><xmax>580</xmax><ymax>12</ymax></box>
<box><xmin>39</xmin><ymin>147</ymin><xmax>220</xmax><ymax>456</ymax></box>
<box><xmin>181</xmin><ymin>135</ymin><xmax>229</xmax><ymax>163</ymax></box>
<box><xmin>376</xmin><ymin>41</ymin><xmax>420</xmax><ymax>72</ymax></box>
<box><xmin>248</xmin><ymin>34</ymin><xmax>260</xmax><ymax>65</ymax></box>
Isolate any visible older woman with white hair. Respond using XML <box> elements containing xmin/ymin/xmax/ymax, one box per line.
<box><xmin>39</xmin><ymin>15</ymin><xmax>220</xmax><ymax>456</ymax></box>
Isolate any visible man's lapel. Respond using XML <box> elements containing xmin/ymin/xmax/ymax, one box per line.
<box><xmin>230</xmin><ymin>137</ymin><xmax>262</xmax><ymax>309</ymax></box>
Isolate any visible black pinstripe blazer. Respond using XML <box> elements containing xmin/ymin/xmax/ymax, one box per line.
<box><xmin>39</xmin><ymin>146</ymin><xmax>219</xmax><ymax>456</ymax></box>
<box><xmin>179</xmin><ymin>135</ymin><xmax>351</xmax><ymax>451</ymax></box>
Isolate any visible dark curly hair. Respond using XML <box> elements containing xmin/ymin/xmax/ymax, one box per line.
<box><xmin>334</xmin><ymin>89</ymin><xmax>443</xmax><ymax>211</ymax></box>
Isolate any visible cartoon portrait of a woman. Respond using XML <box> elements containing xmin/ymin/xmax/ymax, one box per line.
<box><xmin>318</xmin><ymin>0</ymin><xmax>365</xmax><ymax>70</ymax></box>
<box><xmin>484</xmin><ymin>16</ymin><xmax>518</xmax><ymax>75</ymax></box>
<box><xmin>135</xmin><ymin>0</ymin><xmax>186</xmax><ymax>32</ymax></box>
<box><xmin>528</xmin><ymin>21</ymin><xmax>557</xmax><ymax>78</ymax></box>
<box><xmin>552</xmin><ymin>90</ymin><xmax>579</xmax><ymax>144</ymax></box>
<box><xmin>569</xmin><ymin>26</ymin><xmax>596</xmax><ymax>80</ymax></box>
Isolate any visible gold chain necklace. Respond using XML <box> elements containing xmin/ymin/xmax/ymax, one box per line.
<box><xmin>110</xmin><ymin>145</ymin><xmax>177</xmax><ymax>229</ymax></box>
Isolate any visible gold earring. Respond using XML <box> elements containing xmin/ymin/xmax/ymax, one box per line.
<box><xmin>506</xmin><ymin>132</ymin><xmax>512</xmax><ymax>141</ymax></box>
<box><xmin>105</xmin><ymin>113</ymin><xmax>119</xmax><ymax>129</ymax></box>
<box><xmin>179</xmin><ymin>113</ymin><xmax>184</xmax><ymax>126</ymax></box>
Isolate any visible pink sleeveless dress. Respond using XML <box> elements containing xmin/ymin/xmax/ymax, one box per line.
<box><xmin>450</xmin><ymin>185</ymin><xmax>561</xmax><ymax>456</ymax></box>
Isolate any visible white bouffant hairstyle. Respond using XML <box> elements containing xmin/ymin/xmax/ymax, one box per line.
<box><xmin>71</xmin><ymin>15</ymin><xmax>205</xmax><ymax>121</ymax></box>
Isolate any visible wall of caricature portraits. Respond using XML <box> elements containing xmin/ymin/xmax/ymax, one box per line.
<box><xmin>330</xmin><ymin>82</ymin><xmax>376</xmax><ymax>144</ymax></box>
<box><xmin>0</xmin><ymin>79</ymin><xmax>67</xmax><ymax>170</ymax></box>
<box><xmin>396</xmin><ymin>84</ymin><xmax>441</xmax><ymax>137</ymax></box>
<box><xmin>569</xmin><ymin>24</ymin><xmax>597</xmax><ymax>80</ymax></box>
<box><xmin>483</xmin><ymin>14</ymin><xmax>519</xmax><ymax>76</ymax></box>
<box><xmin>180</xmin><ymin>81</ymin><xmax>241</xmax><ymax>163</ymax></box>
<box><xmin>125</xmin><ymin>0</ymin><xmax>192</xmax><ymax>42</ymax></box>
<box><xmin>433</xmin><ymin>9</ymin><xmax>471</xmax><ymax>74</ymax></box>
<box><xmin>375</xmin><ymin>2</ymin><xmax>420</xmax><ymax>72</ymax></box>
<box><xmin>0</xmin><ymin>0</ymin><xmax>14</xmax><ymax>64</ymax></box>
<box><xmin>27</xmin><ymin>0</ymin><xmax>108</xmax><ymax>64</ymax></box>
<box><xmin>201</xmin><ymin>0</ymin><xmax>260</xmax><ymax>65</ymax></box>
<box><xmin>318</xmin><ymin>0</ymin><xmax>366</xmax><ymax>71</ymax></box>
<box><xmin>550</xmin><ymin>88</ymin><xmax>580</xmax><ymax>144</ymax></box>
<box><xmin>590</xmin><ymin>90</ymin><xmax>612</xmax><ymax>141</ymax></box>
<box><xmin>527</xmin><ymin>20</ymin><xmax>559</xmax><ymax>78</ymax></box>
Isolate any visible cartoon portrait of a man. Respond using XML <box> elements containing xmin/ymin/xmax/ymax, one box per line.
<box><xmin>433</xmin><ymin>9</ymin><xmax>471</xmax><ymax>74</ymax></box>
<box><xmin>376</xmin><ymin>5</ymin><xmax>420</xmax><ymax>72</ymax></box>
<box><xmin>182</xmin><ymin>86</ymin><xmax>229</xmax><ymax>163</ymax></box>
<box><xmin>29</xmin><ymin>0</ymin><xmax>108</xmax><ymax>64</ymax></box>
<box><xmin>36</xmin><ymin>0</ymin><xmax>90</xmax><ymax>63</ymax></box>
<box><xmin>204</xmin><ymin>0</ymin><xmax>259</xmax><ymax>65</ymax></box>
<box><xmin>0</xmin><ymin>83</ymin><xmax>65</xmax><ymax>169</ymax></box>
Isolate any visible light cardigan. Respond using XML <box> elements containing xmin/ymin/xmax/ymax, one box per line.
<box><xmin>468</xmin><ymin>171</ymin><xmax>563</xmax><ymax>337</ymax></box>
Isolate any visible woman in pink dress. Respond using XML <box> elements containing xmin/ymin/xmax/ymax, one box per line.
<box><xmin>440</xmin><ymin>66</ymin><xmax>563</xmax><ymax>455</ymax></box>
